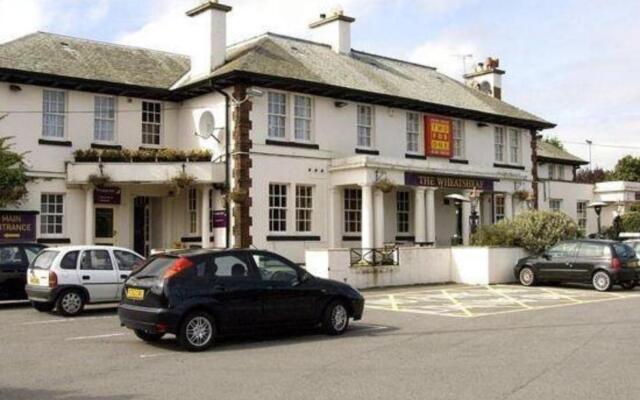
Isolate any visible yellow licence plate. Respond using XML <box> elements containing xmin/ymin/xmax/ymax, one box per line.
<box><xmin>126</xmin><ymin>288</ymin><xmax>145</xmax><ymax>300</ymax></box>
<box><xmin>29</xmin><ymin>275</ymin><xmax>39</xmax><ymax>285</ymax></box>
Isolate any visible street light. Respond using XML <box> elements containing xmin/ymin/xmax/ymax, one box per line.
<box><xmin>587</xmin><ymin>201</ymin><xmax>608</xmax><ymax>238</ymax></box>
<box><xmin>586</xmin><ymin>139</ymin><xmax>593</xmax><ymax>169</ymax></box>
<box><xmin>468</xmin><ymin>188</ymin><xmax>481</xmax><ymax>235</ymax></box>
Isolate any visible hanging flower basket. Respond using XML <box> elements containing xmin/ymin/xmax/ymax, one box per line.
<box><xmin>374</xmin><ymin>178</ymin><xmax>396</xmax><ymax>193</ymax></box>
<box><xmin>513</xmin><ymin>190</ymin><xmax>532</xmax><ymax>202</ymax></box>
<box><xmin>170</xmin><ymin>171</ymin><xmax>196</xmax><ymax>194</ymax></box>
<box><xmin>87</xmin><ymin>174</ymin><xmax>112</xmax><ymax>188</ymax></box>
<box><xmin>228</xmin><ymin>189</ymin><xmax>249</xmax><ymax>204</ymax></box>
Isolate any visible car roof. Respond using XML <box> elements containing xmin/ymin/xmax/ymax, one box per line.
<box><xmin>40</xmin><ymin>245</ymin><xmax>141</xmax><ymax>253</ymax></box>
<box><xmin>565</xmin><ymin>239</ymin><xmax>617</xmax><ymax>245</ymax></box>
<box><xmin>156</xmin><ymin>248</ymin><xmax>268</xmax><ymax>257</ymax></box>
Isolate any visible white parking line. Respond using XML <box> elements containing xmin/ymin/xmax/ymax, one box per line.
<box><xmin>65</xmin><ymin>333</ymin><xmax>126</xmax><ymax>341</ymax></box>
<box><xmin>139</xmin><ymin>353</ymin><xmax>167</xmax><ymax>359</ymax></box>
<box><xmin>20</xmin><ymin>316</ymin><xmax>116</xmax><ymax>326</ymax></box>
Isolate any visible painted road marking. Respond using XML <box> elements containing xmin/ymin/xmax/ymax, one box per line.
<box><xmin>20</xmin><ymin>316</ymin><xmax>116</xmax><ymax>326</ymax></box>
<box><xmin>365</xmin><ymin>285</ymin><xmax>640</xmax><ymax>318</ymax></box>
<box><xmin>66</xmin><ymin>333</ymin><xmax>126</xmax><ymax>341</ymax></box>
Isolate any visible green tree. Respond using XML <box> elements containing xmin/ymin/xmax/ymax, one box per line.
<box><xmin>0</xmin><ymin>136</ymin><xmax>29</xmax><ymax>208</ymax></box>
<box><xmin>609</xmin><ymin>155</ymin><xmax>640</xmax><ymax>182</ymax></box>
<box><xmin>543</xmin><ymin>136</ymin><xmax>565</xmax><ymax>150</ymax></box>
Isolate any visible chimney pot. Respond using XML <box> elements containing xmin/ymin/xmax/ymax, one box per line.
<box><xmin>309</xmin><ymin>9</ymin><xmax>355</xmax><ymax>54</ymax></box>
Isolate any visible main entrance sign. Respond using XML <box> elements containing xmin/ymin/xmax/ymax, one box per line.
<box><xmin>405</xmin><ymin>172</ymin><xmax>495</xmax><ymax>191</ymax></box>
<box><xmin>425</xmin><ymin>116</ymin><xmax>452</xmax><ymax>158</ymax></box>
<box><xmin>0</xmin><ymin>211</ymin><xmax>37</xmax><ymax>242</ymax></box>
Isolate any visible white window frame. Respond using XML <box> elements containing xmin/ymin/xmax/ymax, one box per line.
<box><xmin>267</xmin><ymin>91</ymin><xmax>287</xmax><ymax>140</ymax></box>
<box><xmin>295</xmin><ymin>185</ymin><xmax>313</xmax><ymax>233</ymax></box>
<box><xmin>508</xmin><ymin>128</ymin><xmax>521</xmax><ymax>164</ymax></box>
<box><xmin>577</xmin><ymin>201</ymin><xmax>588</xmax><ymax>232</ymax></box>
<box><xmin>396</xmin><ymin>190</ymin><xmax>411</xmax><ymax>234</ymax></box>
<box><xmin>406</xmin><ymin>112</ymin><xmax>421</xmax><ymax>154</ymax></box>
<box><xmin>344</xmin><ymin>188</ymin><xmax>362</xmax><ymax>234</ymax></box>
<box><xmin>550</xmin><ymin>199</ymin><xmax>562</xmax><ymax>212</ymax></box>
<box><xmin>188</xmin><ymin>188</ymin><xmax>198</xmax><ymax>234</ymax></box>
<box><xmin>269</xmin><ymin>183</ymin><xmax>288</xmax><ymax>232</ymax></box>
<box><xmin>494</xmin><ymin>194</ymin><xmax>505</xmax><ymax>222</ymax></box>
<box><xmin>142</xmin><ymin>100</ymin><xmax>162</xmax><ymax>146</ymax></box>
<box><xmin>94</xmin><ymin>95</ymin><xmax>116</xmax><ymax>143</ymax></box>
<box><xmin>452</xmin><ymin>119</ymin><xmax>466</xmax><ymax>159</ymax></box>
<box><xmin>42</xmin><ymin>89</ymin><xmax>66</xmax><ymax>139</ymax></box>
<box><xmin>494</xmin><ymin>127</ymin><xmax>505</xmax><ymax>162</ymax></box>
<box><xmin>40</xmin><ymin>193</ymin><xmax>65</xmax><ymax>237</ymax></box>
<box><xmin>293</xmin><ymin>95</ymin><xmax>313</xmax><ymax>143</ymax></box>
<box><xmin>548</xmin><ymin>164</ymin><xmax>556</xmax><ymax>180</ymax></box>
<box><xmin>558</xmin><ymin>165</ymin><xmax>565</xmax><ymax>180</ymax></box>
<box><xmin>357</xmin><ymin>105</ymin><xmax>374</xmax><ymax>149</ymax></box>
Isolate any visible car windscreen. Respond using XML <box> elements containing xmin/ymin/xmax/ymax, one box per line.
<box><xmin>133</xmin><ymin>256</ymin><xmax>177</xmax><ymax>279</ymax></box>
<box><xmin>613</xmin><ymin>243</ymin><xmax>636</xmax><ymax>259</ymax></box>
<box><xmin>31</xmin><ymin>250</ymin><xmax>59</xmax><ymax>270</ymax></box>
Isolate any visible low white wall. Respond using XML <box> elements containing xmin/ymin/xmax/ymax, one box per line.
<box><xmin>305</xmin><ymin>246</ymin><xmax>528</xmax><ymax>289</ymax></box>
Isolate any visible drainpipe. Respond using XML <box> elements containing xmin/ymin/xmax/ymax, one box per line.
<box><xmin>212</xmin><ymin>85</ymin><xmax>231</xmax><ymax>249</ymax></box>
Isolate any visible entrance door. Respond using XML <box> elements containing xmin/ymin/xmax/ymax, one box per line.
<box><xmin>95</xmin><ymin>207</ymin><xmax>116</xmax><ymax>246</ymax></box>
<box><xmin>133</xmin><ymin>197</ymin><xmax>151</xmax><ymax>257</ymax></box>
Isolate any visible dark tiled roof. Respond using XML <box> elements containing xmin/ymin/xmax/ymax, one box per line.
<box><xmin>0</xmin><ymin>32</ymin><xmax>190</xmax><ymax>89</ymax></box>
<box><xmin>537</xmin><ymin>141</ymin><xmax>587</xmax><ymax>165</ymax></box>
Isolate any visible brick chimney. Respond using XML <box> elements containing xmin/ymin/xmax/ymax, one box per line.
<box><xmin>309</xmin><ymin>7</ymin><xmax>355</xmax><ymax>54</ymax></box>
<box><xmin>186</xmin><ymin>1</ymin><xmax>232</xmax><ymax>78</ymax></box>
<box><xmin>463</xmin><ymin>57</ymin><xmax>505</xmax><ymax>100</ymax></box>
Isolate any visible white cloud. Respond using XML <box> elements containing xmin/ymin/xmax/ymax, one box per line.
<box><xmin>0</xmin><ymin>0</ymin><xmax>44</xmax><ymax>43</ymax></box>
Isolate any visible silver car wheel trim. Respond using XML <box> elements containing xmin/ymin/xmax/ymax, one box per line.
<box><xmin>62</xmin><ymin>292</ymin><xmax>82</xmax><ymax>313</ymax></box>
<box><xmin>186</xmin><ymin>317</ymin><xmax>212</xmax><ymax>347</ymax></box>
<box><xmin>331</xmin><ymin>305</ymin><xmax>348</xmax><ymax>331</ymax></box>
<box><xmin>520</xmin><ymin>268</ymin><xmax>533</xmax><ymax>285</ymax></box>
<box><xmin>594</xmin><ymin>272</ymin><xmax>610</xmax><ymax>290</ymax></box>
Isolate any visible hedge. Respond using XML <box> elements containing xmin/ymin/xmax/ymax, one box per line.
<box><xmin>74</xmin><ymin>148</ymin><xmax>213</xmax><ymax>163</ymax></box>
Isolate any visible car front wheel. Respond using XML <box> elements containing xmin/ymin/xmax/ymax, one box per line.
<box><xmin>178</xmin><ymin>311</ymin><xmax>215</xmax><ymax>352</ymax></box>
<box><xmin>32</xmin><ymin>301</ymin><xmax>54</xmax><ymax>312</ymax></box>
<box><xmin>56</xmin><ymin>290</ymin><xmax>85</xmax><ymax>316</ymax></box>
<box><xmin>592</xmin><ymin>271</ymin><xmax>613</xmax><ymax>292</ymax></box>
<box><xmin>134</xmin><ymin>329</ymin><xmax>164</xmax><ymax>343</ymax></box>
<box><xmin>620</xmin><ymin>280</ymin><xmax>637</xmax><ymax>290</ymax></box>
<box><xmin>323</xmin><ymin>300</ymin><xmax>350</xmax><ymax>336</ymax></box>
<box><xmin>518</xmin><ymin>267</ymin><xmax>536</xmax><ymax>287</ymax></box>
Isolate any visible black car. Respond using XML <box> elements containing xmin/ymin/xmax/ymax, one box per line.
<box><xmin>118</xmin><ymin>249</ymin><xmax>364</xmax><ymax>351</ymax></box>
<box><xmin>514</xmin><ymin>239</ymin><xmax>639</xmax><ymax>292</ymax></box>
<box><xmin>0</xmin><ymin>242</ymin><xmax>46</xmax><ymax>299</ymax></box>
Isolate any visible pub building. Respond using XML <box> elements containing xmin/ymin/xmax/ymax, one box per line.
<box><xmin>0</xmin><ymin>2</ymin><xmax>557</xmax><ymax>263</ymax></box>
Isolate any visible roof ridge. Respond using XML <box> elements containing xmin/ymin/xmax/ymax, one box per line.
<box><xmin>34</xmin><ymin>31</ymin><xmax>190</xmax><ymax>59</ymax></box>
<box><xmin>350</xmin><ymin>49</ymin><xmax>436</xmax><ymax>71</ymax></box>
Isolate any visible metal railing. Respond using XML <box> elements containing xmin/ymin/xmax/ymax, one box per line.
<box><xmin>350</xmin><ymin>247</ymin><xmax>399</xmax><ymax>267</ymax></box>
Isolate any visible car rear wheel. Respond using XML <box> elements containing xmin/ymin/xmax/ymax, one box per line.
<box><xmin>518</xmin><ymin>267</ymin><xmax>536</xmax><ymax>287</ymax></box>
<box><xmin>31</xmin><ymin>301</ymin><xmax>54</xmax><ymax>312</ymax></box>
<box><xmin>592</xmin><ymin>271</ymin><xmax>613</xmax><ymax>292</ymax></box>
<box><xmin>134</xmin><ymin>329</ymin><xmax>164</xmax><ymax>343</ymax></box>
<box><xmin>56</xmin><ymin>289</ymin><xmax>85</xmax><ymax>316</ymax></box>
<box><xmin>323</xmin><ymin>300</ymin><xmax>350</xmax><ymax>336</ymax></box>
<box><xmin>178</xmin><ymin>311</ymin><xmax>215</xmax><ymax>352</ymax></box>
<box><xmin>620</xmin><ymin>280</ymin><xmax>637</xmax><ymax>290</ymax></box>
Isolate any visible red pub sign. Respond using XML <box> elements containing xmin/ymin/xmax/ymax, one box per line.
<box><xmin>425</xmin><ymin>116</ymin><xmax>453</xmax><ymax>158</ymax></box>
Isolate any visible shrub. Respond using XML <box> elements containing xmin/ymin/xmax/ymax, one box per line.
<box><xmin>472</xmin><ymin>211</ymin><xmax>578</xmax><ymax>253</ymax></box>
<box><xmin>73</xmin><ymin>148</ymin><xmax>213</xmax><ymax>163</ymax></box>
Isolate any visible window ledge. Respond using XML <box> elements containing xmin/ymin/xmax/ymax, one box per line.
<box><xmin>39</xmin><ymin>139</ymin><xmax>72</xmax><ymax>147</ymax></box>
<box><xmin>265</xmin><ymin>139</ymin><xmax>319</xmax><ymax>150</ymax></box>
<box><xmin>355</xmin><ymin>148</ymin><xmax>380</xmax><ymax>156</ymax></box>
<box><xmin>342</xmin><ymin>235</ymin><xmax>362</xmax><ymax>241</ymax></box>
<box><xmin>405</xmin><ymin>153</ymin><xmax>426</xmax><ymax>160</ymax></box>
<box><xmin>266</xmin><ymin>235</ymin><xmax>321</xmax><ymax>242</ymax></box>
<box><xmin>91</xmin><ymin>143</ymin><xmax>122</xmax><ymax>150</ymax></box>
<box><xmin>493</xmin><ymin>163</ymin><xmax>525</xmax><ymax>170</ymax></box>
<box><xmin>449</xmin><ymin>159</ymin><xmax>469</xmax><ymax>165</ymax></box>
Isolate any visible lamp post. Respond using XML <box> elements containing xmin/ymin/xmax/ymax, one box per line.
<box><xmin>588</xmin><ymin>201</ymin><xmax>608</xmax><ymax>238</ymax></box>
<box><xmin>469</xmin><ymin>187</ymin><xmax>481</xmax><ymax>235</ymax></box>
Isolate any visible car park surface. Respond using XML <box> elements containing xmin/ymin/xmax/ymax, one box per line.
<box><xmin>3</xmin><ymin>283</ymin><xmax>640</xmax><ymax>400</ymax></box>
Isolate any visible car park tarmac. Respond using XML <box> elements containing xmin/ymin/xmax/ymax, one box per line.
<box><xmin>2</xmin><ymin>284</ymin><xmax>640</xmax><ymax>400</ymax></box>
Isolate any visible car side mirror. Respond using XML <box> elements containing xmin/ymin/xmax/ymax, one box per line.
<box><xmin>542</xmin><ymin>252</ymin><xmax>551</xmax><ymax>260</ymax></box>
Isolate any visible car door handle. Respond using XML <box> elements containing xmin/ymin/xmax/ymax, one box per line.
<box><xmin>120</xmin><ymin>274</ymin><xmax>128</xmax><ymax>279</ymax></box>
<box><xmin>82</xmin><ymin>275</ymin><xmax>91</xmax><ymax>280</ymax></box>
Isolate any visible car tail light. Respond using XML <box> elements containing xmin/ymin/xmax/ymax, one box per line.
<box><xmin>163</xmin><ymin>257</ymin><xmax>195</xmax><ymax>280</ymax></box>
<box><xmin>48</xmin><ymin>271</ymin><xmax>58</xmax><ymax>288</ymax></box>
<box><xmin>611</xmin><ymin>257</ymin><xmax>622</xmax><ymax>270</ymax></box>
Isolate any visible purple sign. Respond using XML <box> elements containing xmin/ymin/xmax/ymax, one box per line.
<box><xmin>212</xmin><ymin>210</ymin><xmax>228</xmax><ymax>228</ymax></box>
<box><xmin>94</xmin><ymin>187</ymin><xmax>121</xmax><ymax>205</ymax></box>
<box><xmin>405</xmin><ymin>171</ymin><xmax>495</xmax><ymax>191</ymax></box>
<box><xmin>0</xmin><ymin>211</ymin><xmax>37</xmax><ymax>242</ymax></box>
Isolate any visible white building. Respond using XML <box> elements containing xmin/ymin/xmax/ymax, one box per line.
<box><xmin>0</xmin><ymin>2</ymin><xmax>564</xmax><ymax>262</ymax></box>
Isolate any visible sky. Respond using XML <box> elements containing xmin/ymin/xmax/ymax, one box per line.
<box><xmin>0</xmin><ymin>0</ymin><xmax>638</xmax><ymax>169</ymax></box>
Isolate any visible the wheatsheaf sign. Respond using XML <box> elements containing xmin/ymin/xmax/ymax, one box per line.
<box><xmin>405</xmin><ymin>172</ymin><xmax>495</xmax><ymax>191</ymax></box>
<box><xmin>0</xmin><ymin>211</ymin><xmax>37</xmax><ymax>242</ymax></box>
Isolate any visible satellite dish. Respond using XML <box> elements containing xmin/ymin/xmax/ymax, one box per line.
<box><xmin>478</xmin><ymin>81</ymin><xmax>492</xmax><ymax>95</ymax></box>
<box><xmin>198</xmin><ymin>111</ymin><xmax>215</xmax><ymax>138</ymax></box>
